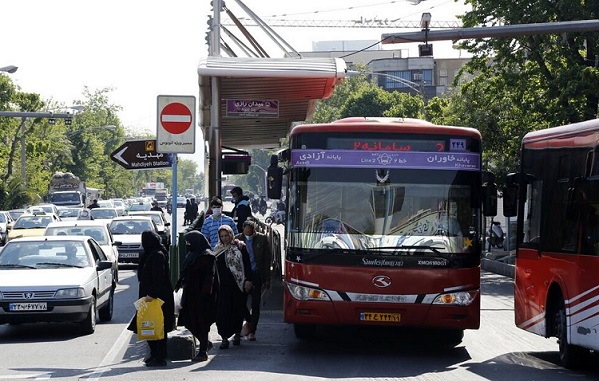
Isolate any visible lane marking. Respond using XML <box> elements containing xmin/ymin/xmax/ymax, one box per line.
<box><xmin>85</xmin><ymin>327</ymin><xmax>133</xmax><ymax>380</ymax></box>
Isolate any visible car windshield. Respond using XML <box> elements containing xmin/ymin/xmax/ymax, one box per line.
<box><xmin>129</xmin><ymin>203</ymin><xmax>151</xmax><ymax>211</ymax></box>
<box><xmin>58</xmin><ymin>209</ymin><xmax>81</xmax><ymax>218</ymax></box>
<box><xmin>0</xmin><ymin>241</ymin><xmax>91</xmax><ymax>268</ymax></box>
<box><xmin>14</xmin><ymin>216</ymin><xmax>53</xmax><ymax>229</ymax></box>
<box><xmin>90</xmin><ymin>209</ymin><xmax>117</xmax><ymax>219</ymax></box>
<box><xmin>110</xmin><ymin>220</ymin><xmax>153</xmax><ymax>234</ymax></box>
<box><xmin>45</xmin><ymin>226</ymin><xmax>109</xmax><ymax>245</ymax></box>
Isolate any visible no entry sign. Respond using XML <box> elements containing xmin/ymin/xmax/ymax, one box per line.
<box><xmin>156</xmin><ymin>95</ymin><xmax>196</xmax><ymax>154</ymax></box>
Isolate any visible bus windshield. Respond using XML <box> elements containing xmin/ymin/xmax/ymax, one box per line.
<box><xmin>288</xmin><ymin>167</ymin><xmax>478</xmax><ymax>254</ymax></box>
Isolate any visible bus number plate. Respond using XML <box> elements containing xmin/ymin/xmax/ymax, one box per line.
<box><xmin>359</xmin><ymin>312</ymin><xmax>401</xmax><ymax>323</ymax></box>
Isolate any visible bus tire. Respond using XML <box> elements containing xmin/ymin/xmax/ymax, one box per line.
<box><xmin>555</xmin><ymin>296</ymin><xmax>588</xmax><ymax>369</ymax></box>
<box><xmin>293</xmin><ymin>324</ymin><xmax>314</xmax><ymax>340</ymax></box>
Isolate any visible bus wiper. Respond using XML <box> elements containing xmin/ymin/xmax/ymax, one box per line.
<box><xmin>0</xmin><ymin>264</ymin><xmax>36</xmax><ymax>269</ymax></box>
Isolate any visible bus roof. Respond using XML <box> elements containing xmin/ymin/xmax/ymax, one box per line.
<box><xmin>291</xmin><ymin>117</ymin><xmax>481</xmax><ymax>138</ymax></box>
<box><xmin>523</xmin><ymin>118</ymin><xmax>599</xmax><ymax>148</ymax></box>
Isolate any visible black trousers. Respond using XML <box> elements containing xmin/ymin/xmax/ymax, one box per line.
<box><xmin>147</xmin><ymin>337</ymin><xmax>167</xmax><ymax>360</ymax></box>
<box><xmin>246</xmin><ymin>270</ymin><xmax>263</xmax><ymax>334</ymax></box>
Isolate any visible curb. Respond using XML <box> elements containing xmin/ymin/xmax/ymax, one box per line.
<box><xmin>481</xmin><ymin>258</ymin><xmax>515</xmax><ymax>279</ymax></box>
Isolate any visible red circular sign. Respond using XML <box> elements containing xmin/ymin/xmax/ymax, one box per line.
<box><xmin>160</xmin><ymin>102</ymin><xmax>192</xmax><ymax>134</ymax></box>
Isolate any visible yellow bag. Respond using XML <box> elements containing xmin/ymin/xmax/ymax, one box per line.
<box><xmin>135</xmin><ymin>298</ymin><xmax>165</xmax><ymax>341</ymax></box>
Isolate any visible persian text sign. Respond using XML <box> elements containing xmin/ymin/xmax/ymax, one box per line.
<box><xmin>291</xmin><ymin>149</ymin><xmax>480</xmax><ymax>171</ymax></box>
<box><xmin>156</xmin><ymin>95</ymin><xmax>196</xmax><ymax>154</ymax></box>
<box><xmin>225</xmin><ymin>99</ymin><xmax>279</xmax><ymax>118</ymax></box>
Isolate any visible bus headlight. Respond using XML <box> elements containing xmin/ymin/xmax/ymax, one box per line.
<box><xmin>433</xmin><ymin>291</ymin><xmax>476</xmax><ymax>306</ymax></box>
<box><xmin>286</xmin><ymin>282</ymin><xmax>331</xmax><ymax>301</ymax></box>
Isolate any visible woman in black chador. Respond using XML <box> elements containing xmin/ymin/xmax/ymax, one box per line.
<box><xmin>128</xmin><ymin>230</ymin><xmax>174</xmax><ymax>367</ymax></box>
<box><xmin>175</xmin><ymin>231</ymin><xmax>218</xmax><ymax>362</ymax></box>
<box><xmin>214</xmin><ymin>225</ymin><xmax>253</xmax><ymax>349</ymax></box>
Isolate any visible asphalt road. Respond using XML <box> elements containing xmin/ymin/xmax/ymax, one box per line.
<box><xmin>0</xmin><ymin>207</ymin><xmax>597</xmax><ymax>380</ymax></box>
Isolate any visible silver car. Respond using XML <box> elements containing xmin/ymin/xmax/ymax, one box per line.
<box><xmin>0</xmin><ymin>236</ymin><xmax>115</xmax><ymax>335</ymax></box>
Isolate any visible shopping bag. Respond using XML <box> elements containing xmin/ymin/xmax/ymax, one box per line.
<box><xmin>135</xmin><ymin>298</ymin><xmax>165</xmax><ymax>341</ymax></box>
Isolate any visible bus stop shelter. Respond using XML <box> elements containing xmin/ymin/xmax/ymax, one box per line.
<box><xmin>197</xmin><ymin>56</ymin><xmax>347</xmax><ymax>197</ymax></box>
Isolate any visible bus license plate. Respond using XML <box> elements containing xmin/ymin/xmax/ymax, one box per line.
<box><xmin>360</xmin><ymin>312</ymin><xmax>401</xmax><ymax>323</ymax></box>
<box><xmin>9</xmin><ymin>302</ymin><xmax>47</xmax><ymax>311</ymax></box>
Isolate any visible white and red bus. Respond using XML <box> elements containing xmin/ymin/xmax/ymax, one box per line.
<box><xmin>505</xmin><ymin>118</ymin><xmax>599</xmax><ymax>368</ymax></box>
<box><xmin>275</xmin><ymin>117</ymin><xmax>496</xmax><ymax>343</ymax></box>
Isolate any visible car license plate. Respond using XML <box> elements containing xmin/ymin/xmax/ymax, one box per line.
<box><xmin>9</xmin><ymin>302</ymin><xmax>48</xmax><ymax>311</ymax></box>
<box><xmin>359</xmin><ymin>312</ymin><xmax>401</xmax><ymax>323</ymax></box>
<box><xmin>119</xmin><ymin>253</ymin><xmax>139</xmax><ymax>258</ymax></box>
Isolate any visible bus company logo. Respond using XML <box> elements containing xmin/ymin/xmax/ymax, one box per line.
<box><xmin>372</xmin><ymin>275</ymin><xmax>392</xmax><ymax>288</ymax></box>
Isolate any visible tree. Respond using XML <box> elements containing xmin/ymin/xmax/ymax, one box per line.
<box><xmin>420</xmin><ymin>1</ymin><xmax>599</xmax><ymax>182</ymax></box>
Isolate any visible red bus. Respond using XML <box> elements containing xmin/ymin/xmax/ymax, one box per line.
<box><xmin>505</xmin><ymin>118</ymin><xmax>599</xmax><ymax>368</ymax></box>
<box><xmin>278</xmin><ymin>117</ymin><xmax>496</xmax><ymax>344</ymax></box>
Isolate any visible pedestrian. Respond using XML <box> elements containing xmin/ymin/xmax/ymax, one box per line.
<box><xmin>150</xmin><ymin>200</ymin><xmax>163</xmax><ymax>213</ymax></box>
<box><xmin>201</xmin><ymin>197</ymin><xmax>238</xmax><ymax>250</ymax></box>
<box><xmin>175</xmin><ymin>231</ymin><xmax>218</xmax><ymax>362</ymax></box>
<box><xmin>184</xmin><ymin>199</ymin><xmax>192</xmax><ymax>225</ymax></box>
<box><xmin>190</xmin><ymin>198</ymin><xmax>199</xmax><ymax>223</ymax></box>
<box><xmin>214</xmin><ymin>225</ymin><xmax>252</xmax><ymax>349</ymax></box>
<box><xmin>127</xmin><ymin>230</ymin><xmax>175</xmax><ymax>367</ymax></box>
<box><xmin>88</xmin><ymin>199</ymin><xmax>100</xmax><ymax>209</ymax></box>
<box><xmin>230</xmin><ymin>186</ymin><xmax>253</xmax><ymax>232</ymax></box>
<box><xmin>235</xmin><ymin>220</ymin><xmax>272</xmax><ymax>341</ymax></box>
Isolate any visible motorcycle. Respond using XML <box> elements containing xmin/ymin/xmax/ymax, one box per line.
<box><xmin>487</xmin><ymin>218</ymin><xmax>505</xmax><ymax>250</ymax></box>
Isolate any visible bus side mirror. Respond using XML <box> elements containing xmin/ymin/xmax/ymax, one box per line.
<box><xmin>482</xmin><ymin>181</ymin><xmax>497</xmax><ymax>217</ymax></box>
<box><xmin>503</xmin><ymin>185</ymin><xmax>518</xmax><ymax>217</ymax></box>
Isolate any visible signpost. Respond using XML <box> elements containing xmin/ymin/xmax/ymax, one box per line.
<box><xmin>156</xmin><ymin>95</ymin><xmax>197</xmax><ymax>251</ymax></box>
<box><xmin>156</xmin><ymin>95</ymin><xmax>196</xmax><ymax>154</ymax></box>
<box><xmin>110</xmin><ymin>140</ymin><xmax>173</xmax><ymax>170</ymax></box>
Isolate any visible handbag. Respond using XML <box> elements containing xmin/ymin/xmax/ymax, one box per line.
<box><xmin>135</xmin><ymin>298</ymin><xmax>165</xmax><ymax>341</ymax></box>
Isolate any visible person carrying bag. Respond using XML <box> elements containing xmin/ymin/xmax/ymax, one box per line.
<box><xmin>127</xmin><ymin>230</ymin><xmax>174</xmax><ymax>367</ymax></box>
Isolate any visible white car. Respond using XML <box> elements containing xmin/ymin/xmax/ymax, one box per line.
<box><xmin>127</xmin><ymin>211</ymin><xmax>171</xmax><ymax>248</ymax></box>
<box><xmin>88</xmin><ymin>207</ymin><xmax>119</xmax><ymax>224</ymax></box>
<box><xmin>0</xmin><ymin>236</ymin><xmax>115</xmax><ymax>334</ymax></box>
<box><xmin>57</xmin><ymin>207</ymin><xmax>83</xmax><ymax>221</ymax></box>
<box><xmin>0</xmin><ymin>211</ymin><xmax>15</xmax><ymax>246</ymax></box>
<box><xmin>44</xmin><ymin>220</ymin><xmax>120</xmax><ymax>282</ymax></box>
<box><xmin>109</xmin><ymin>216</ymin><xmax>158</xmax><ymax>264</ymax></box>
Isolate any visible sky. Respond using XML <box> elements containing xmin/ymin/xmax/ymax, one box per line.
<box><xmin>1</xmin><ymin>0</ymin><xmax>470</xmax><ymax>170</ymax></box>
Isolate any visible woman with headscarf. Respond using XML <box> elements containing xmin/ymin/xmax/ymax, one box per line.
<box><xmin>214</xmin><ymin>225</ymin><xmax>253</xmax><ymax>349</ymax></box>
<box><xmin>127</xmin><ymin>230</ymin><xmax>175</xmax><ymax>367</ymax></box>
<box><xmin>175</xmin><ymin>231</ymin><xmax>218</xmax><ymax>362</ymax></box>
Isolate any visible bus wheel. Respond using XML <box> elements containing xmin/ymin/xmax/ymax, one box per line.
<box><xmin>555</xmin><ymin>297</ymin><xmax>588</xmax><ymax>369</ymax></box>
<box><xmin>293</xmin><ymin>324</ymin><xmax>314</xmax><ymax>340</ymax></box>
<box><xmin>444</xmin><ymin>329</ymin><xmax>464</xmax><ymax>347</ymax></box>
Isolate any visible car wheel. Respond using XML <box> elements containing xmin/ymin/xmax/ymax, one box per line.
<box><xmin>99</xmin><ymin>288</ymin><xmax>114</xmax><ymax>322</ymax></box>
<box><xmin>80</xmin><ymin>295</ymin><xmax>97</xmax><ymax>335</ymax></box>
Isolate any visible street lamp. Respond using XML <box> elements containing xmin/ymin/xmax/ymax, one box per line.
<box><xmin>0</xmin><ymin>65</ymin><xmax>18</xmax><ymax>74</ymax></box>
<box><xmin>251</xmin><ymin>164</ymin><xmax>269</xmax><ymax>200</ymax></box>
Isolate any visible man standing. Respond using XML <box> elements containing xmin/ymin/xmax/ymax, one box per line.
<box><xmin>235</xmin><ymin>220</ymin><xmax>272</xmax><ymax>341</ymax></box>
<box><xmin>150</xmin><ymin>200</ymin><xmax>163</xmax><ymax>213</ymax></box>
<box><xmin>230</xmin><ymin>186</ymin><xmax>253</xmax><ymax>233</ymax></box>
<box><xmin>200</xmin><ymin>197</ymin><xmax>238</xmax><ymax>250</ymax></box>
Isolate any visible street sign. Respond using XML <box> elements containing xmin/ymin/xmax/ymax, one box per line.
<box><xmin>110</xmin><ymin>140</ymin><xmax>173</xmax><ymax>170</ymax></box>
<box><xmin>156</xmin><ymin>95</ymin><xmax>196</xmax><ymax>154</ymax></box>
